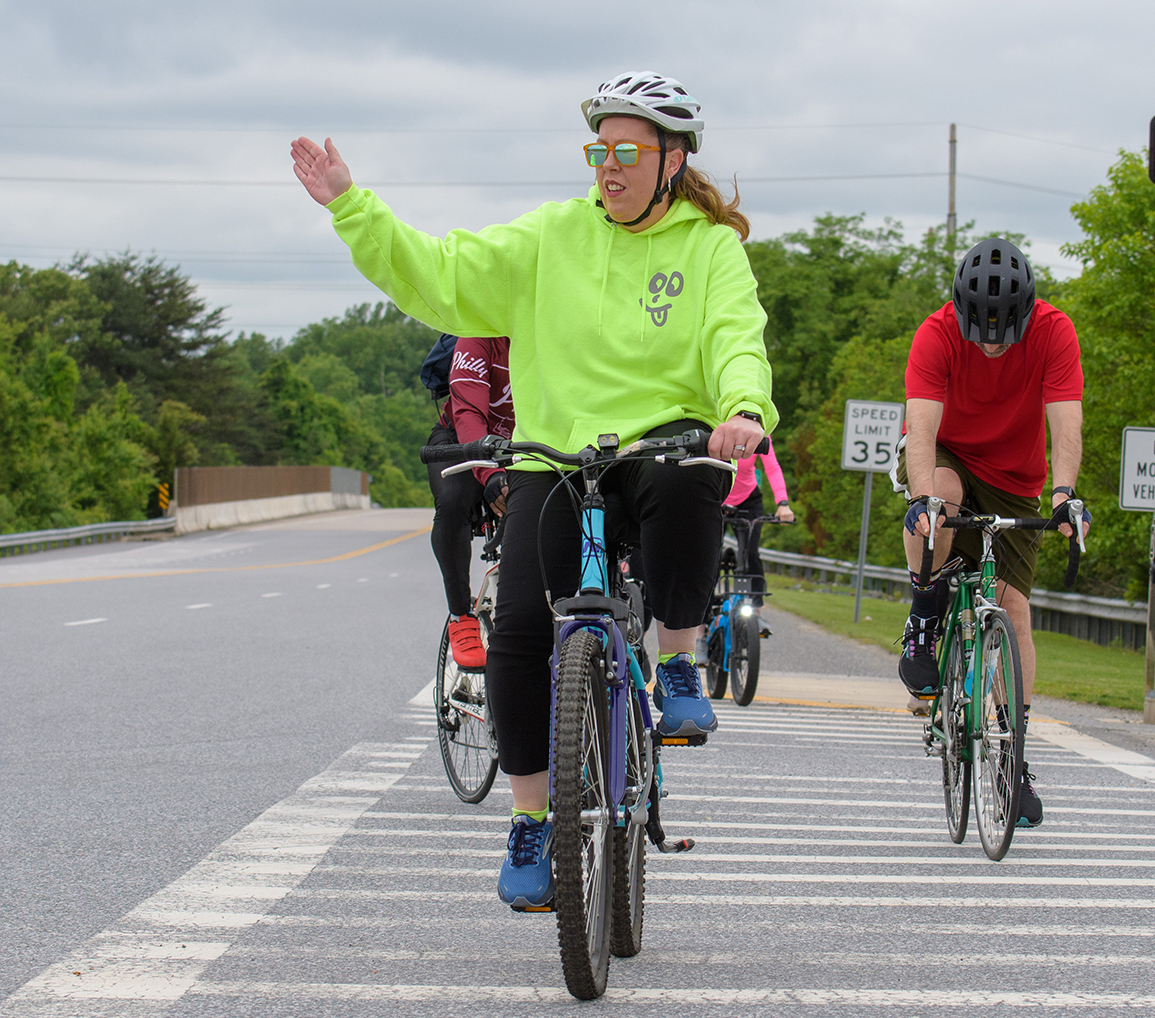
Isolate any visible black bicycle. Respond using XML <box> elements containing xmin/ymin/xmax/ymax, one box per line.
<box><xmin>434</xmin><ymin>511</ymin><xmax>503</xmax><ymax>804</ymax></box>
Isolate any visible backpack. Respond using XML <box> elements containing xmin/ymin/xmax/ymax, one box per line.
<box><xmin>419</xmin><ymin>333</ymin><xmax>458</xmax><ymax>401</ymax></box>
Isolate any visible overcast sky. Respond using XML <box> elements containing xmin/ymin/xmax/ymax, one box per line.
<box><xmin>3</xmin><ymin>0</ymin><xmax>1152</xmax><ymax>340</ymax></box>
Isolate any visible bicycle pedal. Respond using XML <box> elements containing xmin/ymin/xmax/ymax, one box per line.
<box><xmin>658</xmin><ymin>733</ymin><xmax>708</xmax><ymax>747</ymax></box>
<box><xmin>924</xmin><ymin>745</ymin><xmax>945</xmax><ymax>758</ymax></box>
<box><xmin>655</xmin><ymin>837</ymin><xmax>695</xmax><ymax>854</ymax></box>
<box><xmin>510</xmin><ymin>899</ymin><xmax>556</xmax><ymax>914</ymax></box>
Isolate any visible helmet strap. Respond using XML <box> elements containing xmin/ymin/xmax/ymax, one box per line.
<box><xmin>598</xmin><ymin>131</ymin><xmax>684</xmax><ymax>228</ymax></box>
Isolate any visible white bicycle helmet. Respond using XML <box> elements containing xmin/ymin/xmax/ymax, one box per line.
<box><xmin>581</xmin><ymin>71</ymin><xmax>704</xmax><ymax>153</ymax></box>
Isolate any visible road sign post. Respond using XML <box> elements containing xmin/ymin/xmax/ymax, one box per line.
<box><xmin>1119</xmin><ymin>427</ymin><xmax>1155</xmax><ymax>722</ymax></box>
<box><xmin>842</xmin><ymin>400</ymin><xmax>905</xmax><ymax>623</ymax></box>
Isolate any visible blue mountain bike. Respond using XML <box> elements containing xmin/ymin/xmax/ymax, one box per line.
<box><xmin>422</xmin><ymin>429</ymin><xmax>753</xmax><ymax>999</ymax></box>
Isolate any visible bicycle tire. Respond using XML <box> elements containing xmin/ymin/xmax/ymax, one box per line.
<box><xmin>729</xmin><ymin>609</ymin><xmax>760</xmax><ymax>706</ymax></box>
<box><xmin>610</xmin><ymin>686</ymin><xmax>647</xmax><ymax>957</ymax></box>
<box><xmin>972</xmin><ymin>610</ymin><xmax>1024</xmax><ymax>861</ymax></box>
<box><xmin>553</xmin><ymin>630</ymin><xmax>613</xmax><ymax>1000</ymax></box>
<box><xmin>703</xmin><ymin>623</ymin><xmax>728</xmax><ymax>699</ymax></box>
<box><xmin>941</xmin><ymin>634</ymin><xmax>971</xmax><ymax>844</ymax></box>
<box><xmin>434</xmin><ymin>614</ymin><xmax>498</xmax><ymax>804</ymax></box>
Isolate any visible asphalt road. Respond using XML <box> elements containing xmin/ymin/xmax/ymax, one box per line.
<box><xmin>3</xmin><ymin>508</ymin><xmax>1154</xmax><ymax>1015</ymax></box>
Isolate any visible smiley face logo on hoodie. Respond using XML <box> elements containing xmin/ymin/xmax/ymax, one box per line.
<box><xmin>639</xmin><ymin>271</ymin><xmax>685</xmax><ymax>327</ymax></box>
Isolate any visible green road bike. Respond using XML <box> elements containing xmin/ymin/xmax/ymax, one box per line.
<box><xmin>918</xmin><ymin>495</ymin><xmax>1085</xmax><ymax>861</ymax></box>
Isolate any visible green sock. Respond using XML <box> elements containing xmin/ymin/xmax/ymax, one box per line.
<box><xmin>658</xmin><ymin>651</ymin><xmax>696</xmax><ymax>666</ymax></box>
<box><xmin>512</xmin><ymin>807</ymin><xmax>548</xmax><ymax>822</ymax></box>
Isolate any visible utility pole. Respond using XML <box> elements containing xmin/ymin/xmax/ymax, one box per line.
<box><xmin>947</xmin><ymin>123</ymin><xmax>957</xmax><ymax>258</ymax></box>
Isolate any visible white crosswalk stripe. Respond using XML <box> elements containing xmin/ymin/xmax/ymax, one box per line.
<box><xmin>5</xmin><ymin>698</ymin><xmax>1154</xmax><ymax>1015</ymax></box>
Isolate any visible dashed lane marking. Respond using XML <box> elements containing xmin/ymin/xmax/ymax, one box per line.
<box><xmin>63</xmin><ymin>618</ymin><xmax>107</xmax><ymax>626</ymax></box>
<box><xmin>0</xmin><ymin>527</ymin><xmax>430</xmax><ymax>589</ymax></box>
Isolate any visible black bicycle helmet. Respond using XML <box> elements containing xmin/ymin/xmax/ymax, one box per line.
<box><xmin>952</xmin><ymin>237</ymin><xmax>1036</xmax><ymax>345</ymax></box>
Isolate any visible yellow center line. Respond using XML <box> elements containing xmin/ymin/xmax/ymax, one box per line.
<box><xmin>0</xmin><ymin>527</ymin><xmax>431</xmax><ymax>589</ymax></box>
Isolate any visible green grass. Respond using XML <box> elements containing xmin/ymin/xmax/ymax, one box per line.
<box><xmin>762</xmin><ymin>572</ymin><xmax>1148</xmax><ymax>712</ymax></box>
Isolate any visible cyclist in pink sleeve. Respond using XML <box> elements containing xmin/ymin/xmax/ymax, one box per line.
<box><xmin>722</xmin><ymin>438</ymin><xmax>794</xmax><ymax>605</ymax></box>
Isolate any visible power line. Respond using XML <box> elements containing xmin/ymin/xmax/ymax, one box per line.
<box><xmin>0</xmin><ymin>170</ymin><xmax>1084</xmax><ymax>197</ymax></box>
<box><xmin>0</xmin><ymin>171</ymin><xmax>947</xmax><ymax>187</ymax></box>
<box><xmin>956</xmin><ymin>173</ymin><xmax>1084</xmax><ymax>199</ymax></box>
<box><xmin>957</xmin><ymin>123</ymin><xmax>1115</xmax><ymax>156</ymax></box>
<box><xmin>0</xmin><ymin>120</ymin><xmax>946</xmax><ymax>135</ymax></box>
<box><xmin>0</xmin><ymin>121</ymin><xmax>1118</xmax><ymax>155</ymax></box>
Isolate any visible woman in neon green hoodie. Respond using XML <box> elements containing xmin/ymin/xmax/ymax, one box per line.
<box><xmin>293</xmin><ymin>71</ymin><xmax>777</xmax><ymax>909</ymax></box>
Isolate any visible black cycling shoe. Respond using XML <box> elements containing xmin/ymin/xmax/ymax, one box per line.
<box><xmin>1017</xmin><ymin>762</ymin><xmax>1043</xmax><ymax>828</ymax></box>
<box><xmin>898</xmin><ymin>616</ymin><xmax>940</xmax><ymax>696</ymax></box>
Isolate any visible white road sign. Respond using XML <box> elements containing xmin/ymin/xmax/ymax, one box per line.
<box><xmin>842</xmin><ymin>400</ymin><xmax>905</xmax><ymax>473</ymax></box>
<box><xmin>1120</xmin><ymin>427</ymin><xmax>1155</xmax><ymax>511</ymax></box>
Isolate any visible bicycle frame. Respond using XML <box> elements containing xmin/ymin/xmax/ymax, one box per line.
<box><xmin>927</xmin><ymin>526</ymin><xmax>1017</xmax><ymax>762</ymax></box>
<box><xmin>549</xmin><ymin>482</ymin><xmax>655</xmax><ymax>829</ymax></box>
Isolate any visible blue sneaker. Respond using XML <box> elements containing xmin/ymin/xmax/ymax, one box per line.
<box><xmin>497</xmin><ymin>814</ymin><xmax>554</xmax><ymax>909</ymax></box>
<box><xmin>654</xmin><ymin>653</ymin><xmax>718</xmax><ymax>736</ymax></box>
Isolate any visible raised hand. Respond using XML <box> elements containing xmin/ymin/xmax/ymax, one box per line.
<box><xmin>290</xmin><ymin>136</ymin><xmax>353</xmax><ymax>206</ymax></box>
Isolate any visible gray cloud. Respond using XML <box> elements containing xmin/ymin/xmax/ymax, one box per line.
<box><xmin>2</xmin><ymin>0</ymin><xmax>1152</xmax><ymax>336</ymax></box>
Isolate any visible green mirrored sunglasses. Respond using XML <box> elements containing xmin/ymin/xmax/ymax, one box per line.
<box><xmin>583</xmin><ymin>142</ymin><xmax>662</xmax><ymax>167</ymax></box>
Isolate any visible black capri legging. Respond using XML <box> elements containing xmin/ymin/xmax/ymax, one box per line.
<box><xmin>426</xmin><ymin>421</ymin><xmax>484</xmax><ymax>617</ymax></box>
<box><xmin>485</xmin><ymin>419</ymin><xmax>729</xmax><ymax>776</ymax></box>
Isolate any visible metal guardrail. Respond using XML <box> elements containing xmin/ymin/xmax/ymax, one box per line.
<box><xmin>747</xmin><ymin>544</ymin><xmax>1148</xmax><ymax>652</ymax></box>
<box><xmin>0</xmin><ymin>517</ymin><xmax>176</xmax><ymax>557</ymax></box>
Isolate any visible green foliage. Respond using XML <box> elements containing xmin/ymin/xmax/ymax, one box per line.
<box><xmin>70</xmin><ymin>384</ymin><xmax>157</xmax><ymax>522</ymax></box>
<box><xmin>793</xmin><ymin>334</ymin><xmax>911</xmax><ymax>564</ymax></box>
<box><xmin>1048</xmin><ymin>149</ymin><xmax>1155</xmax><ymax>599</ymax></box>
<box><xmin>288</xmin><ymin>302</ymin><xmax>437</xmax><ymax>396</ymax></box>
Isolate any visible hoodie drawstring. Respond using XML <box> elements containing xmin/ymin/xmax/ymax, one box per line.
<box><xmin>640</xmin><ymin>234</ymin><xmax>653</xmax><ymax>344</ymax></box>
<box><xmin>597</xmin><ymin>226</ymin><xmax>615</xmax><ymax>337</ymax></box>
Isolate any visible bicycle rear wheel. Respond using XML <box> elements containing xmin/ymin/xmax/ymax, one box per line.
<box><xmin>703</xmin><ymin>625</ymin><xmax>727</xmax><ymax>700</ymax></box>
<box><xmin>972</xmin><ymin>610</ymin><xmax>1024</xmax><ymax>861</ymax></box>
<box><xmin>434</xmin><ymin>613</ymin><xmax>498</xmax><ymax>803</ymax></box>
<box><xmin>553</xmin><ymin>630</ymin><xmax>613</xmax><ymax>1000</ymax></box>
<box><xmin>611</xmin><ymin>684</ymin><xmax>647</xmax><ymax>957</ymax></box>
<box><xmin>941</xmin><ymin>635</ymin><xmax>971</xmax><ymax>844</ymax></box>
<box><xmin>729</xmin><ymin>608</ymin><xmax>760</xmax><ymax>706</ymax></box>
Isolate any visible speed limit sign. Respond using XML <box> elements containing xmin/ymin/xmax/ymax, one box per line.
<box><xmin>842</xmin><ymin>400</ymin><xmax>904</xmax><ymax>473</ymax></box>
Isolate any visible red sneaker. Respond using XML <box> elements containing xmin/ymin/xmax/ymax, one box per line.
<box><xmin>448</xmin><ymin>615</ymin><xmax>486</xmax><ymax>669</ymax></box>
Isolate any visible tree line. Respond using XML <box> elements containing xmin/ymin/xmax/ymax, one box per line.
<box><xmin>2</xmin><ymin>150</ymin><xmax>1150</xmax><ymax>598</ymax></box>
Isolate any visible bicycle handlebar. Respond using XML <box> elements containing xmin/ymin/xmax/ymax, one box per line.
<box><xmin>419</xmin><ymin>432</ymin><xmax>770</xmax><ymax>470</ymax></box>
<box><xmin>916</xmin><ymin>496</ymin><xmax>1085</xmax><ymax>591</ymax></box>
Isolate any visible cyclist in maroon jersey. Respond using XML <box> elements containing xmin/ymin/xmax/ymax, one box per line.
<box><xmin>425</xmin><ymin>336</ymin><xmax>514</xmax><ymax>668</ymax></box>
<box><xmin>892</xmin><ymin>237</ymin><xmax>1090</xmax><ymax>828</ymax></box>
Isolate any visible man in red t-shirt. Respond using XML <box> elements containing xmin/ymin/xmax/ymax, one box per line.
<box><xmin>891</xmin><ymin>237</ymin><xmax>1089</xmax><ymax>828</ymax></box>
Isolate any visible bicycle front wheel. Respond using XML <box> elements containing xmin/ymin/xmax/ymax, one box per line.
<box><xmin>941</xmin><ymin>634</ymin><xmax>971</xmax><ymax>844</ymax></box>
<box><xmin>971</xmin><ymin>611</ymin><xmax>1024</xmax><ymax>861</ymax></box>
<box><xmin>729</xmin><ymin>609</ymin><xmax>761</xmax><ymax>706</ymax></box>
<box><xmin>553</xmin><ymin>630</ymin><xmax>613</xmax><ymax>1000</ymax></box>
<box><xmin>434</xmin><ymin>613</ymin><xmax>498</xmax><ymax>804</ymax></box>
<box><xmin>611</xmin><ymin>684</ymin><xmax>648</xmax><ymax>957</ymax></box>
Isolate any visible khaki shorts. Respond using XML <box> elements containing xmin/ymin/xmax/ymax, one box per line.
<box><xmin>894</xmin><ymin>443</ymin><xmax>1042</xmax><ymax>598</ymax></box>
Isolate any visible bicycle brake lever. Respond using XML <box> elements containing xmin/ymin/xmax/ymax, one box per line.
<box><xmin>679</xmin><ymin>456</ymin><xmax>737</xmax><ymax>473</ymax></box>
<box><xmin>440</xmin><ymin>459</ymin><xmax>495</xmax><ymax>477</ymax></box>
<box><xmin>1068</xmin><ymin>498</ymin><xmax>1086</xmax><ymax>553</ymax></box>
<box><xmin>926</xmin><ymin>496</ymin><xmax>943</xmax><ymax>552</ymax></box>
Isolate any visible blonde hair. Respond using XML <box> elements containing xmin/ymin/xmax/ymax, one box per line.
<box><xmin>665</xmin><ymin>132</ymin><xmax>750</xmax><ymax>241</ymax></box>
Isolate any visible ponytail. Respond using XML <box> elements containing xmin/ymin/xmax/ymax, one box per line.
<box><xmin>665</xmin><ymin>133</ymin><xmax>750</xmax><ymax>241</ymax></box>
